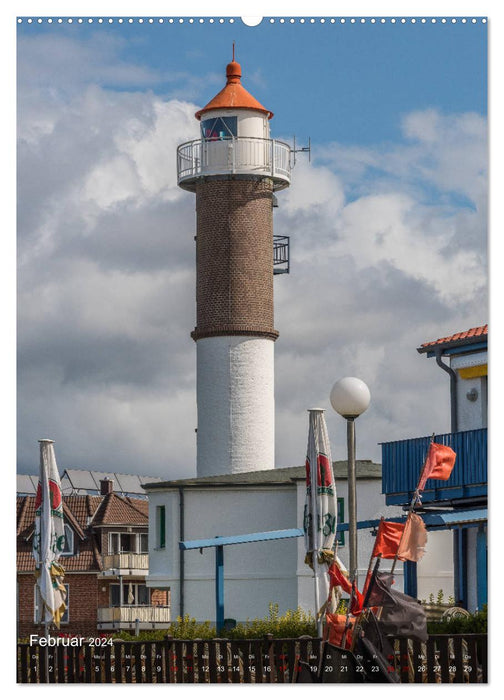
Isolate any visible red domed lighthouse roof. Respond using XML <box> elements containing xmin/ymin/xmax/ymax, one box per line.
<box><xmin>195</xmin><ymin>60</ymin><xmax>273</xmax><ymax>120</ymax></box>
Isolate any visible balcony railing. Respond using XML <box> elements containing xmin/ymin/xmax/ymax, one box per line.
<box><xmin>177</xmin><ymin>137</ymin><xmax>291</xmax><ymax>191</ymax></box>
<box><xmin>102</xmin><ymin>553</ymin><xmax>149</xmax><ymax>572</ymax></box>
<box><xmin>97</xmin><ymin>605</ymin><xmax>170</xmax><ymax>628</ymax></box>
<box><xmin>273</xmin><ymin>235</ymin><xmax>290</xmax><ymax>274</ymax></box>
<box><xmin>381</xmin><ymin>428</ymin><xmax>487</xmax><ymax>506</ymax></box>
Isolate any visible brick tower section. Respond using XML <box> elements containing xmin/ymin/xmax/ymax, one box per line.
<box><xmin>192</xmin><ymin>178</ymin><xmax>279</xmax><ymax>342</ymax></box>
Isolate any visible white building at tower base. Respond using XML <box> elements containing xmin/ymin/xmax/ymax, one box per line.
<box><xmin>144</xmin><ymin>461</ymin><xmax>408</xmax><ymax>624</ymax></box>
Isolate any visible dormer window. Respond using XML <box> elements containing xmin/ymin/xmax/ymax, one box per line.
<box><xmin>61</xmin><ymin>524</ymin><xmax>74</xmax><ymax>556</ymax></box>
<box><xmin>109</xmin><ymin>532</ymin><xmax>148</xmax><ymax>554</ymax></box>
<box><xmin>201</xmin><ymin>116</ymin><xmax>237</xmax><ymax>140</ymax></box>
<box><xmin>110</xmin><ymin>532</ymin><xmax>133</xmax><ymax>554</ymax></box>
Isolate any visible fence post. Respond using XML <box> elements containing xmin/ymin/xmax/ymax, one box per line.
<box><xmin>264</xmin><ymin>633</ymin><xmax>275</xmax><ymax>683</ymax></box>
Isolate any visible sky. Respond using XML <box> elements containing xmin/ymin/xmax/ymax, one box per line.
<box><xmin>16</xmin><ymin>10</ymin><xmax>488</xmax><ymax>479</ymax></box>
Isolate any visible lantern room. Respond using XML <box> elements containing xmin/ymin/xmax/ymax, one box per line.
<box><xmin>177</xmin><ymin>59</ymin><xmax>291</xmax><ymax>191</ymax></box>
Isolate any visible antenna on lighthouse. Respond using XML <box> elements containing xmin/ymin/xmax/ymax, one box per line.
<box><xmin>292</xmin><ymin>136</ymin><xmax>311</xmax><ymax>167</ymax></box>
<box><xmin>232</xmin><ymin>41</ymin><xmax>235</xmax><ymax>61</ymax></box>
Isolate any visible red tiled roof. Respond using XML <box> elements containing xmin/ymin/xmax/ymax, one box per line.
<box><xmin>419</xmin><ymin>325</ymin><xmax>487</xmax><ymax>351</ymax></box>
<box><xmin>91</xmin><ymin>493</ymin><xmax>148</xmax><ymax>526</ymax></box>
<box><xmin>17</xmin><ymin>549</ymin><xmax>99</xmax><ymax>573</ymax></box>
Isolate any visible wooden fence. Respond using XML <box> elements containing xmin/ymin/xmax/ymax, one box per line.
<box><xmin>17</xmin><ymin>634</ymin><xmax>487</xmax><ymax>684</ymax></box>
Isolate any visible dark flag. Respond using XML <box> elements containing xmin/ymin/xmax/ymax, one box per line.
<box><xmin>365</xmin><ymin>572</ymin><xmax>396</xmax><ymax>608</ymax></box>
<box><xmin>366</xmin><ymin>572</ymin><xmax>427</xmax><ymax>642</ymax></box>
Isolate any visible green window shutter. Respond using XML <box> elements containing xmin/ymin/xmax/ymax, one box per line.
<box><xmin>337</xmin><ymin>498</ymin><xmax>345</xmax><ymax>546</ymax></box>
<box><xmin>157</xmin><ymin>505</ymin><xmax>166</xmax><ymax>548</ymax></box>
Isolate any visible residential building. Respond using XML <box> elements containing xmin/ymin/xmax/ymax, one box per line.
<box><xmin>17</xmin><ymin>478</ymin><xmax>170</xmax><ymax>639</ymax></box>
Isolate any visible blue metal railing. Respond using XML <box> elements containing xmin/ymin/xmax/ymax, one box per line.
<box><xmin>381</xmin><ymin>428</ymin><xmax>487</xmax><ymax>502</ymax></box>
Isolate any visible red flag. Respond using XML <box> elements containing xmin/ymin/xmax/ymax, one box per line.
<box><xmin>327</xmin><ymin>561</ymin><xmax>364</xmax><ymax>614</ymax></box>
<box><xmin>328</xmin><ymin>561</ymin><xmax>352</xmax><ymax>594</ymax></box>
<box><xmin>372</xmin><ymin>519</ymin><xmax>405</xmax><ymax>559</ymax></box>
<box><xmin>350</xmin><ymin>581</ymin><xmax>364</xmax><ymax>615</ymax></box>
<box><xmin>324</xmin><ymin>613</ymin><xmax>356</xmax><ymax>648</ymax></box>
<box><xmin>418</xmin><ymin>442</ymin><xmax>456</xmax><ymax>491</ymax></box>
<box><xmin>397</xmin><ymin>513</ymin><xmax>428</xmax><ymax>562</ymax></box>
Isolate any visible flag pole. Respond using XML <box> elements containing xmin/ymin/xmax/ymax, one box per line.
<box><xmin>362</xmin><ymin>555</ymin><xmax>383</xmax><ymax>610</ymax></box>
<box><xmin>309</xmin><ymin>412</ymin><xmax>321</xmax><ymax>637</ymax></box>
<box><xmin>348</xmin><ymin>519</ymin><xmax>384</xmax><ymax>650</ymax></box>
<box><xmin>390</xmin><ymin>433</ymin><xmax>435</xmax><ymax>575</ymax></box>
<box><xmin>362</xmin><ymin>517</ymin><xmax>383</xmax><ymax>594</ymax></box>
<box><xmin>310</xmin><ymin>468</ymin><xmax>322</xmax><ymax>637</ymax></box>
<box><xmin>349</xmin><ymin>554</ymin><xmax>382</xmax><ymax>651</ymax></box>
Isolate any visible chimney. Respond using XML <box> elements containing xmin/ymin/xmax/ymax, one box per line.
<box><xmin>100</xmin><ymin>478</ymin><xmax>113</xmax><ymax>496</ymax></box>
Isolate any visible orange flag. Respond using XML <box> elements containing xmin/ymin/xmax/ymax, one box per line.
<box><xmin>397</xmin><ymin>513</ymin><xmax>428</xmax><ymax>562</ymax></box>
<box><xmin>373</xmin><ymin>519</ymin><xmax>405</xmax><ymax>559</ymax></box>
<box><xmin>418</xmin><ymin>442</ymin><xmax>456</xmax><ymax>491</ymax></box>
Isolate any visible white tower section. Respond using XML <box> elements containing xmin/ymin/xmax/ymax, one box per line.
<box><xmin>197</xmin><ymin>337</ymin><xmax>275</xmax><ymax>475</ymax></box>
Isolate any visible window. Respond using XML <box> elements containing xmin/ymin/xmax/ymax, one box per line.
<box><xmin>34</xmin><ymin>584</ymin><xmax>69</xmax><ymax>623</ymax></box>
<box><xmin>61</xmin><ymin>524</ymin><xmax>74</xmax><ymax>556</ymax></box>
<box><xmin>201</xmin><ymin>116</ymin><xmax>237</xmax><ymax>140</ymax></box>
<box><xmin>109</xmin><ymin>533</ymin><xmax>134</xmax><ymax>554</ymax></box>
<box><xmin>109</xmin><ymin>532</ymin><xmax>148</xmax><ymax>554</ymax></box>
<box><xmin>156</xmin><ymin>506</ymin><xmax>166</xmax><ymax>549</ymax></box>
<box><xmin>110</xmin><ymin>583</ymin><xmax>150</xmax><ymax>606</ymax></box>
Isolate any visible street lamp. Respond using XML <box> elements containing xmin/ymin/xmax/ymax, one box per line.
<box><xmin>330</xmin><ymin>377</ymin><xmax>371</xmax><ymax>585</ymax></box>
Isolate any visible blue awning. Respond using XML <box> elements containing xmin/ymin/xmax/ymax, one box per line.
<box><xmin>335</xmin><ymin>508</ymin><xmax>488</xmax><ymax>532</ymax></box>
<box><xmin>422</xmin><ymin>508</ymin><xmax>487</xmax><ymax>528</ymax></box>
<box><xmin>179</xmin><ymin>528</ymin><xmax>304</xmax><ymax>550</ymax></box>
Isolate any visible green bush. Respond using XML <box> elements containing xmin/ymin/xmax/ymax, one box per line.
<box><xmin>226</xmin><ymin>603</ymin><xmax>316</xmax><ymax>639</ymax></box>
<box><xmin>422</xmin><ymin>589</ymin><xmax>455</xmax><ymax>607</ymax></box>
<box><xmin>427</xmin><ymin>605</ymin><xmax>487</xmax><ymax>635</ymax></box>
<box><xmin>113</xmin><ymin>615</ymin><xmax>216</xmax><ymax>641</ymax></box>
<box><xmin>100</xmin><ymin>601</ymin><xmax>489</xmax><ymax>642</ymax></box>
<box><xmin>113</xmin><ymin>605</ymin><xmax>316</xmax><ymax>641</ymax></box>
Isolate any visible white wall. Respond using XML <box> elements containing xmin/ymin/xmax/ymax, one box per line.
<box><xmin>197</xmin><ymin>337</ymin><xmax>275</xmax><ymax>477</ymax></box>
<box><xmin>147</xmin><ymin>485</ymin><xmax>298</xmax><ymax>623</ymax></box>
<box><xmin>202</xmin><ymin>108</ymin><xmax>269</xmax><ymax>139</ymax></box>
<box><xmin>147</xmin><ymin>489</ymin><xmax>179</xmax><ymax>582</ymax></box>
<box><xmin>147</xmin><ymin>477</ymin><xmax>455</xmax><ymax>624</ymax></box>
<box><xmin>456</xmin><ymin>375</ymin><xmax>487</xmax><ymax>431</ymax></box>
<box><xmin>451</xmin><ymin>351</ymin><xmax>487</xmax><ymax>431</ymax></box>
<box><xmin>416</xmin><ymin>529</ymin><xmax>454</xmax><ymax>603</ymax></box>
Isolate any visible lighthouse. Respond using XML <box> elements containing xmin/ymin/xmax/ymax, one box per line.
<box><xmin>177</xmin><ymin>56</ymin><xmax>291</xmax><ymax>478</ymax></box>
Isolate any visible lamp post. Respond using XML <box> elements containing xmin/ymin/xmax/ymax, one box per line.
<box><xmin>330</xmin><ymin>377</ymin><xmax>370</xmax><ymax>585</ymax></box>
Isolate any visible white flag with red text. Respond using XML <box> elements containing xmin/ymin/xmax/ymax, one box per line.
<box><xmin>303</xmin><ymin>410</ymin><xmax>338</xmax><ymax>566</ymax></box>
<box><xmin>32</xmin><ymin>440</ymin><xmax>67</xmax><ymax>627</ymax></box>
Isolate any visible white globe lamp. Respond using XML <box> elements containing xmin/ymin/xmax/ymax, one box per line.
<box><xmin>330</xmin><ymin>376</ymin><xmax>371</xmax><ymax>585</ymax></box>
<box><xmin>330</xmin><ymin>376</ymin><xmax>371</xmax><ymax>418</ymax></box>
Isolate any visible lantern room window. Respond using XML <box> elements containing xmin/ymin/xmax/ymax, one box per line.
<box><xmin>201</xmin><ymin>116</ymin><xmax>237</xmax><ymax>140</ymax></box>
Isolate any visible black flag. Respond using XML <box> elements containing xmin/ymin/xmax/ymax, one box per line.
<box><xmin>366</xmin><ymin>572</ymin><xmax>428</xmax><ymax>642</ymax></box>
